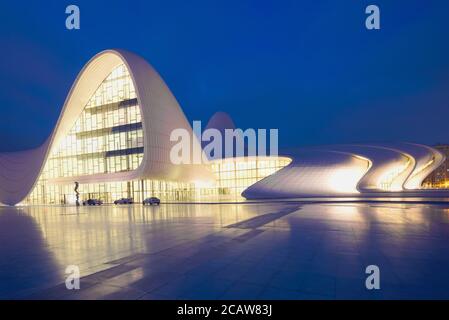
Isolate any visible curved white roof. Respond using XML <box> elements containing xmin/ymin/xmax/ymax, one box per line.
<box><xmin>0</xmin><ymin>49</ymin><xmax>213</xmax><ymax>206</ymax></box>
<box><xmin>320</xmin><ymin>144</ymin><xmax>414</xmax><ymax>192</ymax></box>
<box><xmin>242</xmin><ymin>149</ymin><xmax>370</xmax><ymax>198</ymax></box>
<box><xmin>375</xmin><ymin>142</ymin><xmax>445</xmax><ymax>189</ymax></box>
<box><xmin>242</xmin><ymin>143</ymin><xmax>445</xmax><ymax>199</ymax></box>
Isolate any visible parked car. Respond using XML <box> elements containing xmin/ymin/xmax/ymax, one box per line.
<box><xmin>82</xmin><ymin>198</ymin><xmax>103</xmax><ymax>206</ymax></box>
<box><xmin>142</xmin><ymin>197</ymin><xmax>160</xmax><ymax>206</ymax></box>
<box><xmin>114</xmin><ymin>197</ymin><xmax>134</xmax><ymax>205</ymax></box>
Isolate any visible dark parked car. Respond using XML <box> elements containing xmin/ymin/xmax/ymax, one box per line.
<box><xmin>142</xmin><ymin>197</ymin><xmax>160</xmax><ymax>206</ymax></box>
<box><xmin>82</xmin><ymin>199</ymin><xmax>103</xmax><ymax>206</ymax></box>
<box><xmin>114</xmin><ymin>197</ymin><xmax>134</xmax><ymax>205</ymax></box>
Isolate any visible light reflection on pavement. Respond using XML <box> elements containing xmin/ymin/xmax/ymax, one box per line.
<box><xmin>1</xmin><ymin>201</ymin><xmax>449</xmax><ymax>299</ymax></box>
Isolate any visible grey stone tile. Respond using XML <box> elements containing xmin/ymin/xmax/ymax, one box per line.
<box><xmin>3</xmin><ymin>202</ymin><xmax>449</xmax><ymax>299</ymax></box>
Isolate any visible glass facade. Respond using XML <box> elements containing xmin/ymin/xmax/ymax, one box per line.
<box><xmin>26</xmin><ymin>180</ymin><xmax>196</xmax><ymax>205</ymax></box>
<box><xmin>210</xmin><ymin>156</ymin><xmax>292</xmax><ymax>196</ymax></box>
<box><xmin>423</xmin><ymin>145</ymin><xmax>449</xmax><ymax>189</ymax></box>
<box><xmin>24</xmin><ymin>64</ymin><xmax>292</xmax><ymax>205</ymax></box>
<box><xmin>27</xmin><ymin>64</ymin><xmax>147</xmax><ymax>204</ymax></box>
<box><xmin>45</xmin><ymin>64</ymin><xmax>143</xmax><ymax>179</ymax></box>
<box><xmin>26</xmin><ymin>155</ymin><xmax>291</xmax><ymax>204</ymax></box>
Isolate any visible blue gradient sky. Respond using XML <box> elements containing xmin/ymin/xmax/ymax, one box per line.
<box><xmin>0</xmin><ymin>0</ymin><xmax>448</xmax><ymax>151</ymax></box>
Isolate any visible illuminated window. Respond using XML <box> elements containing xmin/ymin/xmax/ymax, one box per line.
<box><xmin>209</xmin><ymin>156</ymin><xmax>292</xmax><ymax>197</ymax></box>
<box><xmin>27</xmin><ymin>64</ymin><xmax>145</xmax><ymax>204</ymax></box>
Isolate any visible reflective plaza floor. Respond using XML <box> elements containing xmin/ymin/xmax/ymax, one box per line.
<box><xmin>1</xmin><ymin>200</ymin><xmax>449</xmax><ymax>299</ymax></box>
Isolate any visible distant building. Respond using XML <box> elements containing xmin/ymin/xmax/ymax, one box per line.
<box><xmin>423</xmin><ymin>145</ymin><xmax>449</xmax><ymax>188</ymax></box>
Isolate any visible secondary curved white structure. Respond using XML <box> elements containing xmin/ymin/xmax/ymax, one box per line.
<box><xmin>242</xmin><ymin>149</ymin><xmax>370</xmax><ymax>198</ymax></box>
<box><xmin>0</xmin><ymin>49</ymin><xmax>213</xmax><ymax>206</ymax></box>
<box><xmin>242</xmin><ymin>143</ymin><xmax>445</xmax><ymax>199</ymax></box>
<box><xmin>379</xmin><ymin>142</ymin><xmax>445</xmax><ymax>190</ymax></box>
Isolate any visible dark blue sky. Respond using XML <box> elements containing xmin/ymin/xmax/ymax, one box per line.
<box><xmin>0</xmin><ymin>0</ymin><xmax>448</xmax><ymax>151</ymax></box>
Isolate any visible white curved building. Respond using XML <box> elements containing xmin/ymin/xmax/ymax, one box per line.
<box><xmin>0</xmin><ymin>50</ymin><xmax>214</xmax><ymax>206</ymax></box>
<box><xmin>242</xmin><ymin>143</ymin><xmax>445</xmax><ymax>199</ymax></box>
<box><xmin>0</xmin><ymin>49</ymin><xmax>446</xmax><ymax>205</ymax></box>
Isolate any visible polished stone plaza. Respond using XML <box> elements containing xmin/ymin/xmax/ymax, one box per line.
<box><xmin>1</xmin><ymin>200</ymin><xmax>449</xmax><ymax>299</ymax></box>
